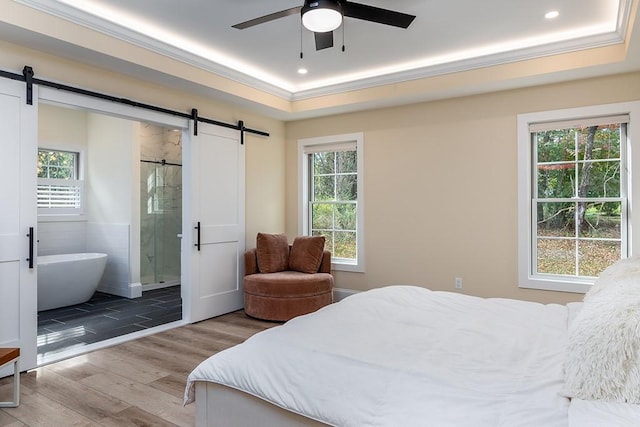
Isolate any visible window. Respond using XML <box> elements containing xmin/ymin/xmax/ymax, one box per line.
<box><xmin>299</xmin><ymin>133</ymin><xmax>364</xmax><ymax>272</ymax></box>
<box><xmin>37</xmin><ymin>148</ymin><xmax>84</xmax><ymax>215</ymax></box>
<box><xmin>518</xmin><ymin>102</ymin><xmax>640</xmax><ymax>293</ymax></box>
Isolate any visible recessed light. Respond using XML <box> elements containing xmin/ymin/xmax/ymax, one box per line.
<box><xmin>298</xmin><ymin>68</ymin><xmax>308</xmax><ymax>75</ymax></box>
<box><xmin>545</xmin><ymin>10</ymin><xmax>559</xmax><ymax>19</ymax></box>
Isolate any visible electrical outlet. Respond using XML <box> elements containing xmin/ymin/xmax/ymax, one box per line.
<box><xmin>454</xmin><ymin>277</ymin><xmax>463</xmax><ymax>289</ymax></box>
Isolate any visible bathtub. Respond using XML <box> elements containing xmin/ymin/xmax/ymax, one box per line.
<box><xmin>37</xmin><ymin>253</ymin><xmax>108</xmax><ymax>311</ymax></box>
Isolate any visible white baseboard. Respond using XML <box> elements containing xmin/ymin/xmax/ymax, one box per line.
<box><xmin>98</xmin><ymin>282</ymin><xmax>141</xmax><ymax>298</ymax></box>
<box><xmin>129</xmin><ymin>282</ymin><xmax>142</xmax><ymax>298</ymax></box>
<box><xmin>142</xmin><ymin>280</ymin><xmax>180</xmax><ymax>292</ymax></box>
<box><xmin>333</xmin><ymin>287</ymin><xmax>360</xmax><ymax>302</ymax></box>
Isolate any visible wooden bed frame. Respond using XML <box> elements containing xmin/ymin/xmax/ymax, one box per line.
<box><xmin>195</xmin><ymin>382</ymin><xmax>328</xmax><ymax>427</ymax></box>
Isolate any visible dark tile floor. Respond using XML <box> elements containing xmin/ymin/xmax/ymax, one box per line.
<box><xmin>37</xmin><ymin>286</ymin><xmax>182</xmax><ymax>358</ymax></box>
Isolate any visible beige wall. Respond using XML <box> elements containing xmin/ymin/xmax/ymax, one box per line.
<box><xmin>38</xmin><ymin>103</ymin><xmax>88</xmax><ymax>148</ymax></box>
<box><xmin>285</xmin><ymin>71</ymin><xmax>640</xmax><ymax>304</ymax></box>
<box><xmin>0</xmin><ymin>39</ymin><xmax>286</xmax><ymax>248</ymax></box>
<box><xmin>6</xmin><ymin>36</ymin><xmax>640</xmax><ymax>305</ymax></box>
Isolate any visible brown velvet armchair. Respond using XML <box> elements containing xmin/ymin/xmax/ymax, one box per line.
<box><xmin>243</xmin><ymin>233</ymin><xmax>334</xmax><ymax>322</ymax></box>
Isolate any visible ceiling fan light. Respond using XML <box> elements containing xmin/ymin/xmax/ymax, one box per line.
<box><xmin>302</xmin><ymin>2</ymin><xmax>343</xmax><ymax>33</ymax></box>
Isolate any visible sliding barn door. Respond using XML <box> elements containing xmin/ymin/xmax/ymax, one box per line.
<box><xmin>183</xmin><ymin>122</ymin><xmax>245</xmax><ymax>323</ymax></box>
<box><xmin>0</xmin><ymin>79</ymin><xmax>38</xmax><ymax>373</ymax></box>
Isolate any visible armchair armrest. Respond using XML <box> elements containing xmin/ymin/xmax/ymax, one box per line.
<box><xmin>319</xmin><ymin>250</ymin><xmax>332</xmax><ymax>273</ymax></box>
<box><xmin>244</xmin><ymin>248</ymin><xmax>259</xmax><ymax>276</ymax></box>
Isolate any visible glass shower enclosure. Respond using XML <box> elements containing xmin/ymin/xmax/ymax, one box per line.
<box><xmin>140</xmin><ymin>159</ymin><xmax>182</xmax><ymax>287</ymax></box>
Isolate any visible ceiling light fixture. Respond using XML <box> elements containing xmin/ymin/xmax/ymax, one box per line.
<box><xmin>301</xmin><ymin>0</ymin><xmax>343</xmax><ymax>33</ymax></box>
<box><xmin>545</xmin><ymin>10</ymin><xmax>559</xmax><ymax>19</ymax></box>
<box><xmin>298</xmin><ymin>67</ymin><xmax>309</xmax><ymax>74</ymax></box>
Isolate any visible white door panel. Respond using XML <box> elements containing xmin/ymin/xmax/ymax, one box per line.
<box><xmin>0</xmin><ymin>79</ymin><xmax>38</xmax><ymax>375</ymax></box>
<box><xmin>0</xmin><ymin>236</ymin><xmax>21</xmax><ymax>261</ymax></box>
<box><xmin>185</xmin><ymin>122</ymin><xmax>245</xmax><ymax>323</ymax></box>
<box><xmin>198</xmin><ymin>135</ymin><xmax>240</xmax><ymax>225</ymax></box>
<box><xmin>0</xmin><ymin>264</ymin><xmax>20</xmax><ymax>340</ymax></box>
<box><xmin>203</xmin><ymin>225</ymin><xmax>241</xmax><ymax>244</ymax></box>
<box><xmin>198</xmin><ymin>243</ymin><xmax>239</xmax><ymax>295</ymax></box>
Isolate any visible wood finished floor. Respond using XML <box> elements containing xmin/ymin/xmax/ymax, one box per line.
<box><xmin>0</xmin><ymin>310</ymin><xmax>277</xmax><ymax>426</ymax></box>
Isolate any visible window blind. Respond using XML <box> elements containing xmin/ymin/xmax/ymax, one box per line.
<box><xmin>37</xmin><ymin>178</ymin><xmax>83</xmax><ymax>213</ymax></box>
<box><xmin>303</xmin><ymin>141</ymin><xmax>356</xmax><ymax>154</ymax></box>
<box><xmin>529</xmin><ymin>114</ymin><xmax>630</xmax><ymax>133</ymax></box>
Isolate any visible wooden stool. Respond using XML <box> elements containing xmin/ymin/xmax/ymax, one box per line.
<box><xmin>0</xmin><ymin>348</ymin><xmax>20</xmax><ymax>407</ymax></box>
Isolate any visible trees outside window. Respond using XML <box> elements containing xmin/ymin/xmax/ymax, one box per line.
<box><xmin>535</xmin><ymin>123</ymin><xmax>624</xmax><ymax>278</ymax></box>
<box><xmin>517</xmin><ymin>103</ymin><xmax>639</xmax><ymax>294</ymax></box>
<box><xmin>298</xmin><ymin>133</ymin><xmax>364</xmax><ymax>272</ymax></box>
<box><xmin>310</xmin><ymin>150</ymin><xmax>358</xmax><ymax>259</ymax></box>
<box><xmin>38</xmin><ymin>149</ymin><xmax>77</xmax><ymax>180</ymax></box>
<box><xmin>37</xmin><ymin>148</ymin><xmax>84</xmax><ymax>215</ymax></box>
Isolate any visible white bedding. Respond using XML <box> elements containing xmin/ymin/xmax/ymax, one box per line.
<box><xmin>185</xmin><ymin>286</ymin><xmax>572</xmax><ymax>426</ymax></box>
<box><xmin>569</xmin><ymin>399</ymin><xmax>640</xmax><ymax>427</ymax></box>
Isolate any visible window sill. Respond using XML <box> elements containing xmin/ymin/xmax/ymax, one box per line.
<box><xmin>38</xmin><ymin>214</ymin><xmax>86</xmax><ymax>223</ymax></box>
<box><xmin>331</xmin><ymin>261</ymin><xmax>364</xmax><ymax>273</ymax></box>
<box><xmin>518</xmin><ymin>275</ymin><xmax>593</xmax><ymax>294</ymax></box>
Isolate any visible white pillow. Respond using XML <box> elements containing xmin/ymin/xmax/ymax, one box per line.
<box><xmin>563</xmin><ymin>278</ymin><xmax>640</xmax><ymax>403</ymax></box>
<box><xmin>587</xmin><ymin>256</ymin><xmax>640</xmax><ymax>298</ymax></box>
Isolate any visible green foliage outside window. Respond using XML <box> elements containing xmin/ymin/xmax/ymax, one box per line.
<box><xmin>311</xmin><ymin>150</ymin><xmax>357</xmax><ymax>259</ymax></box>
<box><xmin>38</xmin><ymin>149</ymin><xmax>77</xmax><ymax>179</ymax></box>
<box><xmin>535</xmin><ymin>124</ymin><xmax>623</xmax><ymax>277</ymax></box>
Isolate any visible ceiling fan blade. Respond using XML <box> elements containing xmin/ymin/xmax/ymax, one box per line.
<box><xmin>314</xmin><ymin>31</ymin><xmax>334</xmax><ymax>50</ymax></box>
<box><xmin>232</xmin><ymin>6</ymin><xmax>301</xmax><ymax>29</ymax></box>
<box><xmin>343</xmin><ymin>2</ymin><xmax>416</xmax><ymax>29</ymax></box>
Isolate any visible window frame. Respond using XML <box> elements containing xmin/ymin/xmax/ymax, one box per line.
<box><xmin>37</xmin><ymin>143</ymin><xmax>86</xmax><ymax>219</ymax></box>
<box><xmin>517</xmin><ymin>101</ymin><xmax>640</xmax><ymax>293</ymax></box>
<box><xmin>298</xmin><ymin>132</ymin><xmax>365</xmax><ymax>272</ymax></box>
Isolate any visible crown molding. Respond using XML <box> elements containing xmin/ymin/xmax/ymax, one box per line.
<box><xmin>15</xmin><ymin>0</ymin><xmax>633</xmax><ymax>103</ymax></box>
<box><xmin>14</xmin><ymin>0</ymin><xmax>294</xmax><ymax>99</ymax></box>
<box><xmin>294</xmin><ymin>0</ymin><xmax>633</xmax><ymax>99</ymax></box>
<box><xmin>292</xmin><ymin>30</ymin><xmax>626</xmax><ymax>101</ymax></box>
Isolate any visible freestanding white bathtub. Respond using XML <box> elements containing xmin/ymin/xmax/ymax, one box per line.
<box><xmin>37</xmin><ymin>253</ymin><xmax>108</xmax><ymax>311</ymax></box>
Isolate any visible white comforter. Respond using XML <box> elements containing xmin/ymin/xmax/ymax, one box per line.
<box><xmin>185</xmin><ymin>286</ymin><xmax>571</xmax><ymax>426</ymax></box>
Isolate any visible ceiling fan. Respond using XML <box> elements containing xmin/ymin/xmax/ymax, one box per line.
<box><xmin>232</xmin><ymin>0</ymin><xmax>416</xmax><ymax>51</ymax></box>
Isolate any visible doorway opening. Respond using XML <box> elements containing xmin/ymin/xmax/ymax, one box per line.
<box><xmin>36</xmin><ymin>103</ymin><xmax>186</xmax><ymax>363</ymax></box>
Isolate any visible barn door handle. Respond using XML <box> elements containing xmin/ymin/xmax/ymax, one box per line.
<box><xmin>194</xmin><ymin>222</ymin><xmax>201</xmax><ymax>251</ymax></box>
<box><xmin>26</xmin><ymin>226</ymin><xmax>34</xmax><ymax>269</ymax></box>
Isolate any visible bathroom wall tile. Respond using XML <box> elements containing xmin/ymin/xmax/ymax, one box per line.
<box><xmin>86</xmin><ymin>223</ymin><xmax>130</xmax><ymax>295</ymax></box>
<box><xmin>140</xmin><ymin>123</ymin><xmax>182</xmax><ymax>164</ymax></box>
<box><xmin>37</xmin><ymin>221</ymin><xmax>87</xmax><ymax>256</ymax></box>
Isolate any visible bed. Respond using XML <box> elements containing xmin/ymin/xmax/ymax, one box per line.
<box><xmin>185</xmin><ymin>260</ymin><xmax>640</xmax><ymax>426</ymax></box>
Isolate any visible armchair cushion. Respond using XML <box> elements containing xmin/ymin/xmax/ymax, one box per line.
<box><xmin>256</xmin><ymin>233</ymin><xmax>289</xmax><ymax>273</ymax></box>
<box><xmin>289</xmin><ymin>235</ymin><xmax>326</xmax><ymax>274</ymax></box>
<box><xmin>244</xmin><ymin>271</ymin><xmax>333</xmax><ymax>321</ymax></box>
<box><xmin>244</xmin><ymin>271</ymin><xmax>333</xmax><ymax>298</ymax></box>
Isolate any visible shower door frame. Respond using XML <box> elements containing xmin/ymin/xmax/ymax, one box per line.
<box><xmin>140</xmin><ymin>159</ymin><xmax>183</xmax><ymax>289</ymax></box>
